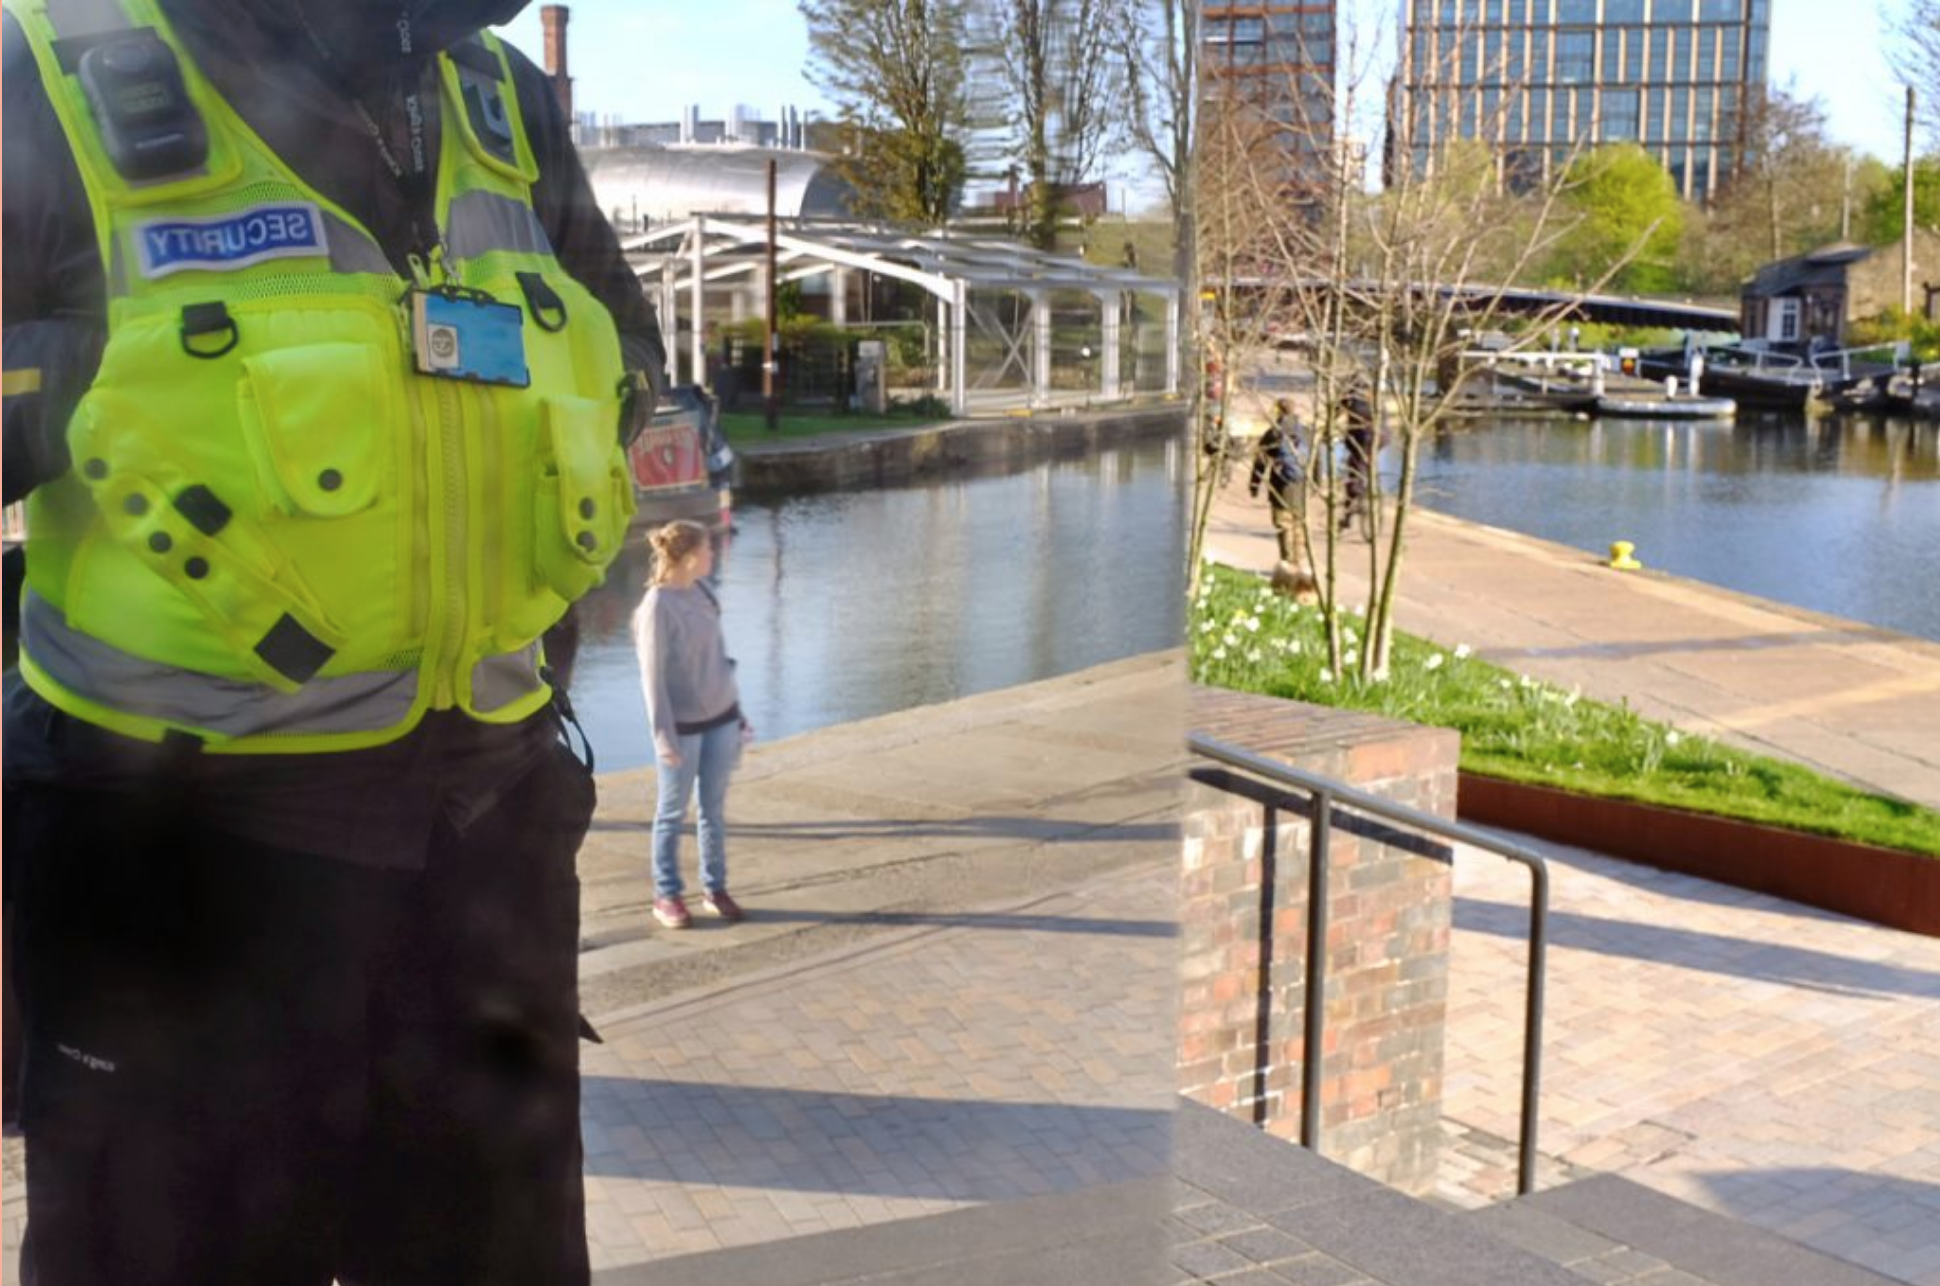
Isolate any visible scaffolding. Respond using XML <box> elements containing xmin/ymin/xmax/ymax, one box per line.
<box><xmin>622</xmin><ymin>217</ymin><xmax>1182</xmax><ymax>417</ymax></box>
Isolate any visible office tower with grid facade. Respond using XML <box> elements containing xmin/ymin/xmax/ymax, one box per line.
<box><xmin>1394</xmin><ymin>0</ymin><xmax>1770</xmax><ymax>202</ymax></box>
<box><xmin>1201</xmin><ymin>4</ymin><xmax>1339</xmax><ymax>190</ymax></box>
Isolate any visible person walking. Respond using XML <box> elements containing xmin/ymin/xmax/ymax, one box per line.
<box><xmin>635</xmin><ymin>520</ymin><xmax>748</xmax><ymax>931</ymax></box>
<box><xmin>1339</xmin><ymin>376</ymin><xmax>1379</xmax><ymax>536</ymax></box>
<box><xmin>1249</xmin><ymin>398</ymin><xmax>1306</xmax><ymax>562</ymax></box>
<box><xmin>2</xmin><ymin>1</ymin><xmax>664</xmax><ymax>1281</ymax></box>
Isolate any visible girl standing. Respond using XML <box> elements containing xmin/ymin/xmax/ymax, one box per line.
<box><xmin>633</xmin><ymin>521</ymin><xmax>747</xmax><ymax>929</ymax></box>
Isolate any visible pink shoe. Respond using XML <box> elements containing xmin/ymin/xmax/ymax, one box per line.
<box><xmin>653</xmin><ymin>895</ymin><xmax>692</xmax><ymax>929</ymax></box>
<box><xmin>701</xmin><ymin>890</ymin><xmax>745</xmax><ymax>923</ymax></box>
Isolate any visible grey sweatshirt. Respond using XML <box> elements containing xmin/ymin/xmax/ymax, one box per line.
<box><xmin>633</xmin><ymin>583</ymin><xmax>741</xmax><ymax>759</ymax></box>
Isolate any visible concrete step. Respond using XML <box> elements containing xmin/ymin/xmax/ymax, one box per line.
<box><xmin>1171</xmin><ymin>1102</ymin><xmax>1907</xmax><ymax>1286</ymax></box>
<box><xmin>1473</xmin><ymin>1176</ymin><xmax>1907</xmax><ymax>1286</ymax></box>
<box><xmin>1169</xmin><ymin>1101</ymin><xmax>1588</xmax><ymax>1285</ymax></box>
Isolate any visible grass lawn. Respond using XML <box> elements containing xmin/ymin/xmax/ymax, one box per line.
<box><xmin>721</xmin><ymin>408</ymin><xmax>949</xmax><ymax>445</ymax></box>
<box><xmin>1192</xmin><ymin>563</ymin><xmax>1940</xmax><ymax>858</ymax></box>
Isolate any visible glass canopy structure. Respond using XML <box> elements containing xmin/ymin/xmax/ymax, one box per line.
<box><xmin>623</xmin><ymin>217</ymin><xmax>1183</xmax><ymax>417</ymax></box>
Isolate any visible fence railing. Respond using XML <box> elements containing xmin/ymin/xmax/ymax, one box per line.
<box><xmin>1187</xmin><ymin>732</ymin><xmax>1552</xmax><ymax>1195</ymax></box>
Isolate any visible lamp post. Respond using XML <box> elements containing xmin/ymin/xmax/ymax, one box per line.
<box><xmin>765</xmin><ymin>157</ymin><xmax>780</xmax><ymax>432</ymax></box>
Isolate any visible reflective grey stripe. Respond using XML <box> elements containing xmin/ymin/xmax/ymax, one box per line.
<box><xmin>45</xmin><ymin>0</ymin><xmax>132</xmax><ymax>39</ymax></box>
<box><xmin>22</xmin><ymin>590</ymin><xmax>419</xmax><ymax>739</ymax></box>
<box><xmin>472</xmin><ymin>644</ymin><xmax>544</xmax><ymax>714</ymax></box>
<box><xmin>107</xmin><ymin>233</ymin><xmax>129</xmax><ymax>297</ymax></box>
<box><xmin>322</xmin><ymin>212</ymin><xmax>394</xmax><ymax>277</ymax></box>
<box><xmin>445</xmin><ymin>190</ymin><xmax>552</xmax><ymax>261</ymax></box>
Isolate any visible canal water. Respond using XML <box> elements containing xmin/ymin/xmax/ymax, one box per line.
<box><xmin>565</xmin><ymin>435</ymin><xmax>1190</xmax><ymax>773</ymax></box>
<box><xmin>1412</xmin><ymin>413</ymin><xmax>1940</xmax><ymax>643</ymax></box>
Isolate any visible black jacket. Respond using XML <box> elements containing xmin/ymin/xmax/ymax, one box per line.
<box><xmin>2</xmin><ymin>0</ymin><xmax>665</xmax><ymax>503</ymax></box>
<box><xmin>1249</xmin><ymin>420</ymin><xmax>1304</xmax><ymax>507</ymax></box>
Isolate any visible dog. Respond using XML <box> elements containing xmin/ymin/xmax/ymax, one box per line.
<box><xmin>1270</xmin><ymin>560</ymin><xmax>1319</xmax><ymax>605</ymax></box>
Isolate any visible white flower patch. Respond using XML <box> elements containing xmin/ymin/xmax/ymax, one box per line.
<box><xmin>1222</xmin><ymin>632</ymin><xmax>1239</xmax><ymax>647</ymax></box>
<box><xmin>1318</xmin><ymin>668</ymin><xmax>1335</xmax><ymax>683</ymax></box>
<box><xmin>1454</xmin><ymin>644</ymin><xmax>1473</xmax><ymax>660</ymax></box>
<box><xmin>1212</xmin><ymin>647</ymin><xmax>1228</xmax><ymax>661</ymax></box>
<box><xmin>1244</xmin><ymin>616</ymin><xmax>1262</xmax><ymax>633</ymax></box>
<box><xmin>1246</xmin><ymin>648</ymin><xmax>1264</xmax><ymax>663</ymax></box>
<box><xmin>1423</xmin><ymin>653</ymin><xmax>1445</xmax><ymax>672</ymax></box>
<box><xmin>1665</xmin><ymin>731</ymin><xmax>1682</xmax><ymax>747</ymax></box>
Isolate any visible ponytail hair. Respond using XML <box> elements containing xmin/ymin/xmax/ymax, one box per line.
<box><xmin>649</xmin><ymin>520</ymin><xmax>710</xmax><ymax>585</ymax></box>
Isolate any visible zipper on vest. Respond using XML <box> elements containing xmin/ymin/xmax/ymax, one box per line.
<box><xmin>426</xmin><ymin>375</ymin><xmax>468</xmax><ymax>710</ymax></box>
<box><xmin>478</xmin><ymin>390</ymin><xmax>504</xmax><ymax>631</ymax></box>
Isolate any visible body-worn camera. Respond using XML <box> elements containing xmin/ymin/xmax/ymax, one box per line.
<box><xmin>77</xmin><ymin>30</ymin><xmax>208</xmax><ymax>182</ymax></box>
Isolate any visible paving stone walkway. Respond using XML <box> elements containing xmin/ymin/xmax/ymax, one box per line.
<box><xmin>1442</xmin><ymin>831</ymin><xmax>1940</xmax><ymax>1284</ymax></box>
<box><xmin>1204</xmin><ymin>477</ymin><xmax>1940</xmax><ymax>810</ymax></box>
<box><xmin>574</xmin><ymin>863</ymin><xmax>1179</xmax><ymax>1273</ymax></box>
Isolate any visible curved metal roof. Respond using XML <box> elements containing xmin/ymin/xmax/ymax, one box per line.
<box><xmin>625</xmin><ymin>216</ymin><xmax>1180</xmax><ymax>298</ymax></box>
<box><xmin>582</xmin><ymin>145</ymin><xmax>854</xmax><ymax>225</ymax></box>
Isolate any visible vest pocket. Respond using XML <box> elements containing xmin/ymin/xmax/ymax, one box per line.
<box><xmin>533</xmin><ymin>396</ymin><xmax>634</xmax><ymax>605</ymax></box>
<box><xmin>238</xmin><ymin>343</ymin><xmax>389</xmax><ymax>517</ymax></box>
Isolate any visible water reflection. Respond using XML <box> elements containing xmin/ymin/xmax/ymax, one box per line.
<box><xmin>1426</xmin><ymin>413</ymin><xmax>1938</xmax><ymax>482</ymax></box>
<box><xmin>1416</xmin><ymin>414</ymin><xmax>1940</xmax><ymax>642</ymax></box>
<box><xmin>566</xmin><ymin>436</ymin><xmax>1189</xmax><ymax>773</ymax></box>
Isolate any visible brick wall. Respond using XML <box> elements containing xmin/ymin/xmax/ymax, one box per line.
<box><xmin>1180</xmin><ymin>685</ymin><xmax>1457</xmax><ymax>1195</ymax></box>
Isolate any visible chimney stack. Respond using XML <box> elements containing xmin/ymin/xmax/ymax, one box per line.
<box><xmin>540</xmin><ymin>5</ymin><xmax>572</xmax><ymax>120</ymax></box>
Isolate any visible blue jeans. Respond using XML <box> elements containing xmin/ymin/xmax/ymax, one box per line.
<box><xmin>651</xmin><ymin>720</ymin><xmax>739</xmax><ymax>898</ymax></box>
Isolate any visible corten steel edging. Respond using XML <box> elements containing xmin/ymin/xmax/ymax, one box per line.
<box><xmin>1189</xmin><ymin>734</ymin><xmax>1550</xmax><ymax>1197</ymax></box>
<box><xmin>1458</xmin><ymin>774</ymin><xmax>1940</xmax><ymax>938</ymax></box>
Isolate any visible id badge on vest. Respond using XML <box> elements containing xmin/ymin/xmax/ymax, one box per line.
<box><xmin>408</xmin><ymin>286</ymin><xmax>530</xmax><ymax>387</ymax></box>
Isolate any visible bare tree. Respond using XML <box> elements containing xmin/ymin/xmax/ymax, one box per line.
<box><xmin>1891</xmin><ymin>0</ymin><xmax>1940</xmax><ymax>145</ymax></box>
<box><xmin>1114</xmin><ymin>0</ymin><xmax>1196</xmax><ymax>281</ymax></box>
<box><xmin>1193</xmin><ymin>12</ymin><xmax>1662</xmax><ymax>679</ymax></box>
<box><xmin>801</xmin><ymin>0</ymin><xmax>973</xmax><ymax>225</ymax></box>
<box><xmin>974</xmin><ymin>0</ymin><xmax>1124</xmax><ymax>249</ymax></box>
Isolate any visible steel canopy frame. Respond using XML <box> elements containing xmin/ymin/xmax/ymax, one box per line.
<box><xmin>623</xmin><ymin>216</ymin><xmax>1181</xmax><ymax>415</ymax></box>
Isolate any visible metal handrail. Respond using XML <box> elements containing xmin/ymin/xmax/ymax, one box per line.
<box><xmin>1187</xmin><ymin>732</ymin><xmax>1551</xmax><ymax>1196</ymax></box>
<box><xmin>1808</xmin><ymin>340</ymin><xmax>1910</xmax><ymax>380</ymax></box>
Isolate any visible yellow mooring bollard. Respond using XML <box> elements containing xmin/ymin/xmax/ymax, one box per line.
<box><xmin>1608</xmin><ymin>540</ymin><xmax>1642</xmax><ymax>570</ymax></box>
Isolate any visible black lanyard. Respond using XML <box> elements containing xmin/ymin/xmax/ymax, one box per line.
<box><xmin>290</xmin><ymin>3</ymin><xmax>444</xmax><ymax>270</ymax></box>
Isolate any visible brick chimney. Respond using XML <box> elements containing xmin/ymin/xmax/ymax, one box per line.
<box><xmin>540</xmin><ymin>5</ymin><xmax>572</xmax><ymax>120</ymax></box>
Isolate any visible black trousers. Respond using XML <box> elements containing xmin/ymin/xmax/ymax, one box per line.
<box><xmin>10</xmin><ymin>741</ymin><xmax>596</xmax><ymax>1286</ymax></box>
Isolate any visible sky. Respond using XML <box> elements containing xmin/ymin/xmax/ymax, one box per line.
<box><xmin>494</xmin><ymin>0</ymin><xmax>1926</xmax><ymax>183</ymax></box>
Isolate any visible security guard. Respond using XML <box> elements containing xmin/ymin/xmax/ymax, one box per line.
<box><xmin>2</xmin><ymin>0</ymin><xmax>664</xmax><ymax>1281</ymax></box>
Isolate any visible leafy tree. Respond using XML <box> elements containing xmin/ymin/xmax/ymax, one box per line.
<box><xmin>1549</xmin><ymin>145</ymin><xmax>1683</xmax><ymax>294</ymax></box>
<box><xmin>800</xmin><ymin>0</ymin><xmax>972</xmax><ymax>224</ymax></box>
<box><xmin>1676</xmin><ymin>87</ymin><xmax>1868</xmax><ymax>295</ymax></box>
<box><xmin>1857</xmin><ymin>156</ymin><xmax>1940</xmax><ymax>245</ymax></box>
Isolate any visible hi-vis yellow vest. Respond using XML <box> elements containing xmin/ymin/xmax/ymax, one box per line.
<box><xmin>10</xmin><ymin>0</ymin><xmax>635</xmax><ymax>753</ymax></box>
